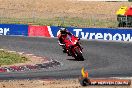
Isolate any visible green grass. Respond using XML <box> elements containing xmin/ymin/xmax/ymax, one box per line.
<box><xmin>0</xmin><ymin>50</ymin><xmax>28</xmax><ymax>65</ymax></box>
<box><xmin>0</xmin><ymin>17</ymin><xmax>118</xmax><ymax>28</ymax></box>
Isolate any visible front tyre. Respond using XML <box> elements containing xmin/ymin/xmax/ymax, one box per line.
<box><xmin>74</xmin><ymin>47</ymin><xmax>84</xmax><ymax>61</ymax></box>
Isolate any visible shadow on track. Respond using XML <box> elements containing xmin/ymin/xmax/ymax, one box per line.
<box><xmin>67</xmin><ymin>58</ymin><xmax>85</xmax><ymax>61</ymax></box>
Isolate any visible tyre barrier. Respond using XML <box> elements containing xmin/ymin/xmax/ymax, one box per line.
<box><xmin>0</xmin><ymin>60</ymin><xmax>60</xmax><ymax>73</ymax></box>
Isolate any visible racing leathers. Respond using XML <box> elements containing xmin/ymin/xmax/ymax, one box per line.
<box><xmin>58</xmin><ymin>30</ymin><xmax>72</xmax><ymax>54</ymax></box>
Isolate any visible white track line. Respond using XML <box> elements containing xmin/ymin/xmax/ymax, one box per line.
<box><xmin>110</xmin><ymin>77</ymin><xmax>132</xmax><ymax>79</ymax></box>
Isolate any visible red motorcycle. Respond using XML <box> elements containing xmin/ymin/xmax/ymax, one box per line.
<box><xmin>63</xmin><ymin>35</ymin><xmax>84</xmax><ymax>61</ymax></box>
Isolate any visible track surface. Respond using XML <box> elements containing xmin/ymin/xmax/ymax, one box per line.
<box><xmin>0</xmin><ymin>36</ymin><xmax>132</xmax><ymax>79</ymax></box>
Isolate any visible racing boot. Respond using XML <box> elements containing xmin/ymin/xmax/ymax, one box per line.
<box><xmin>62</xmin><ymin>45</ymin><xmax>67</xmax><ymax>53</ymax></box>
<box><xmin>67</xmin><ymin>49</ymin><xmax>72</xmax><ymax>56</ymax></box>
<box><xmin>62</xmin><ymin>48</ymin><xmax>67</xmax><ymax>53</ymax></box>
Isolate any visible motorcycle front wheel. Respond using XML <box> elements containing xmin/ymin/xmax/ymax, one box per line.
<box><xmin>74</xmin><ymin>47</ymin><xmax>84</xmax><ymax>61</ymax></box>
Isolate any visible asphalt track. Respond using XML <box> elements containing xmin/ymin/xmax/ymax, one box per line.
<box><xmin>0</xmin><ymin>36</ymin><xmax>132</xmax><ymax>80</ymax></box>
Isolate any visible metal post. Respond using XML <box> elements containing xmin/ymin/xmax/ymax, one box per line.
<box><xmin>126</xmin><ymin>15</ymin><xmax>128</xmax><ymax>27</ymax></box>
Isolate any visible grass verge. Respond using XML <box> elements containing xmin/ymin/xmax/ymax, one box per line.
<box><xmin>0</xmin><ymin>17</ymin><xmax>118</xmax><ymax>28</ymax></box>
<box><xmin>0</xmin><ymin>50</ymin><xmax>28</xmax><ymax>66</ymax></box>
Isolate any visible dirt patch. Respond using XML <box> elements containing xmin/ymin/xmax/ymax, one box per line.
<box><xmin>0</xmin><ymin>0</ymin><xmax>131</xmax><ymax>27</ymax></box>
<box><xmin>0</xmin><ymin>79</ymin><xmax>131</xmax><ymax>88</ymax></box>
<box><xmin>0</xmin><ymin>0</ymin><xmax>131</xmax><ymax>19</ymax></box>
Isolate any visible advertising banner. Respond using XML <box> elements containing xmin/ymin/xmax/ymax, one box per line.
<box><xmin>28</xmin><ymin>25</ymin><xmax>51</xmax><ymax>37</ymax></box>
<box><xmin>1</xmin><ymin>24</ymin><xmax>132</xmax><ymax>42</ymax></box>
<box><xmin>50</xmin><ymin>26</ymin><xmax>132</xmax><ymax>41</ymax></box>
<box><xmin>0</xmin><ymin>24</ymin><xmax>28</xmax><ymax>36</ymax></box>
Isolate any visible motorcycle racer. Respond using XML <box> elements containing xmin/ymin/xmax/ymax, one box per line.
<box><xmin>57</xmin><ymin>27</ymin><xmax>81</xmax><ymax>56</ymax></box>
<box><xmin>57</xmin><ymin>27</ymin><xmax>72</xmax><ymax>54</ymax></box>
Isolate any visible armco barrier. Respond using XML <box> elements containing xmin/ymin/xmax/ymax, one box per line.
<box><xmin>0</xmin><ymin>24</ymin><xmax>28</xmax><ymax>36</ymax></box>
<box><xmin>50</xmin><ymin>26</ymin><xmax>132</xmax><ymax>42</ymax></box>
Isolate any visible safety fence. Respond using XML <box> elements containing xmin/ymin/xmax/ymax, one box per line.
<box><xmin>0</xmin><ymin>24</ymin><xmax>132</xmax><ymax>42</ymax></box>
